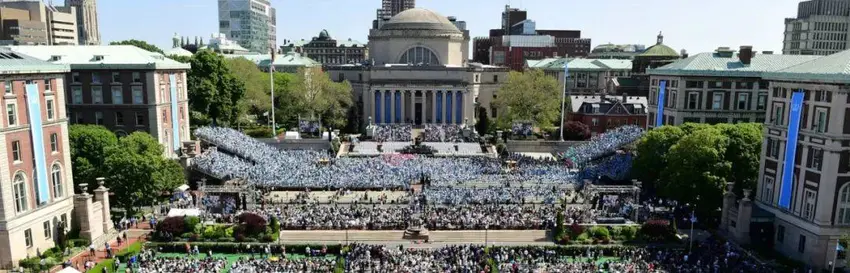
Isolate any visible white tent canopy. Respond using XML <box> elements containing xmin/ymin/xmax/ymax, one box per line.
<box><xmin>175</xmin><ymin>184</ymin><xmax>190</xmax><ymax>192</ymax></box>
<box><xmin>167</xmin><ymin>208</ymin><xmax>201</xmax><ymax>217</ymax></box>
<box><xmin>58</xmin><ymin>267</ymin><xmax>82</xmax><ymax>273</ymax></box>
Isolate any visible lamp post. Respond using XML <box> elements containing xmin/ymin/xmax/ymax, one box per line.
<box><xmin>689</xmin><ymin>195</ymin><xmax>699</xmax><ymax>255</ymax></box>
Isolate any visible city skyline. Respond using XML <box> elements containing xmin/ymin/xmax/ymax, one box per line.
<box><xmin>95</xmin><ymin>0</ymin><xmax>801</xmax><ymax>55</ymax></box>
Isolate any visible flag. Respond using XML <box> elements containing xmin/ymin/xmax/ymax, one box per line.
<box><xmin>690</xmin><ymin>211</ymin><xmax>697</xmax><ymax>223</ymax></box>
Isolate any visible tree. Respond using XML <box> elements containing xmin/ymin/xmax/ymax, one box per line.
<box><xmin>110</xmin><ymin>40</ymin><xmax>164</xmax><ymax>54</ymax></box>
<box><xmin>492</xmin><ymin>70</ymin><xmax>561</xmax><ymax>128</ymax></box>
<box><xmin>716</xmin><ymin>123</ymin><xmax>763</xmax><ymax>196</ymax></box>
<box><xmin>69</xmin><ymin>125</ymin><xmax>118</xmax><ymax>191</ymax></box>
<box><xmin>292</xmin><ymin>67</ymin><xmax>353</xmax><ymax>129</ymax></box>
<box><xmin>170</xmin><ymin>55</ymin><xmax>193</xmax><ymax>63</ymax></box>
<box><xmin>227</xmin><ymin>57</ymin><xmax>270</xmax><ymax>121</ymax></box>
<box><xmin>104</xmin><ymin>132</ymin><xmax>184</xmax><ymax>214</ymax></box>
<box><xmin>187</xmin><ymin>50</ymin><xmax>246</xmax><ymax>126</ymax></box>
<box><xmin>632</xmin><ymin>126</ymin><xmax>685</xmax><ymax>193</ymax></box>
<box><xmin>475</xmin><ymin>107</ymin><xmax>490</xmax><ymax>134</ymax></box>
<box><xmin>562</xmin><ymin>121</ymin><xmax>590</xmax><ymax>140</ymax></box>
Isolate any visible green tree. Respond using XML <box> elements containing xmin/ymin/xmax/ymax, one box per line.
<box><xmin>104</xmin><ymin>132</ymin><xmax>184</xmax><ymax>214</ymax></box>
<box><xmin>170</xmin><ymin>55</ymin><xmax>193</xmax><ymax>63</ymax></box>
<box><xmin>292</xmin><ymin>68</ymin><xmax>352</xmax><ymax>130</ymax></box>
<box><xmin>475</xmin><ymin>107</ymin><xmax>490</xmax><ymax>134</ymax></box>
<box><xmin>632</xmin><ymin>126</ymin><xmax>685</xmax><ymax>193</ymax></box>
<box><xmin>227</xmin><ymin>57</ymin><xmax>270</xmax><ymax>121</ymax></box>
<box><xmin>492</xmin><ymin>70</ymin><xmax>561</xmax><ymax>127</ymax></box>
<box><xmin>110</xmin><ymin>40</ymin><xmax>164</xmax><ymax>54</ymax></box>
<box><xmin>187</xmin><ymin>50</ymin><xmax>246</xmax><ymax>126</ymax></box>
<box><xmin>69</xmin><ymin>125</ymin><xmax>118</xmax><ymax>191</ymax></box>
<box><xmin>715</xmin><ymin>123</ymin><xmax>763</xmax><ymax>196</ymax></box>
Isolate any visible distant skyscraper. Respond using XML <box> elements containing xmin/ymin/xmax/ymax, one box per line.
<box><xmin>218</xmin><ymin>0</ymin><xmax>276</xmax><ymax>53</ymax></box>
<box><xmin>373</xmin><ymin>0</ymin><xmax>415</xmax><ymax>29</ymax></box>
<box><xmin>783</xmin><ymin>0</ymin><xmax>850</xmax><ymax>55</ymax></box>
<box><xmin>67</xmin><ymin>0</ymin><xmax>100</xmax><ymax>45</ymax></box>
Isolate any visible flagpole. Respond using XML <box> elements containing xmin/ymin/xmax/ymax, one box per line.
<box><xmin>270</xmin><ymin>47</ymin><xmax>276</xmax><ymax>138</ymax></box>
<box><xmin>559</xmin><ymin>58</ymin><xmax>568</xmax><ymax>142</ymax></box>
<box><xmin>832</xmin><ymin>239</ymin><xmax>840</xmax><ymax>273</ymax></box>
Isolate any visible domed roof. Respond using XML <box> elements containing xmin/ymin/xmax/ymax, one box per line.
<box><xmin>318</xmin><ymin>29</ymin><xmax>330</xmax><ymax>39</ymax></box>
<box><xmin>638</xmin><ymin>32</ymin><xmax>679</xmax><ymax>57</ymax></box>
<box><xmin>380</xmin><ymin>8</ymin><xmax>460</xmax><ymax>33</ymax></box>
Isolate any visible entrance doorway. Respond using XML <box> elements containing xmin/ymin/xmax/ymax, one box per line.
<box><xmin>414</xmin><ymin>103</ymin><xmax>423</xmax><ymax>125</ymax></box>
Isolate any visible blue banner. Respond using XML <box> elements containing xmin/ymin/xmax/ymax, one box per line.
<box><xmin>446</xmin><ymin>91</ymin><xmax>453</xmax><ymax>124</ymax></box>
<box><xmin>169</xmin><ymin>75</ymin><xmax>180</xmax><ymax>154</ymax></box>
<box><xmin>374</xmin><ymin>92</ymin><xmax>380</xmax><ymax>124</ymax></box>
<box><xmin>26</xmin><ymin>84</ymin><xmax>49</xmax><ymax>204</ymax></box>
<box><xmin>779</xmin><ymin>91</ymin><xmax>805</xmax><ymax>209</ymax></box>
<box><xmin>436</xmin><ymin>92</ymin><xmax>442</xmax><ymax>123</ymax></box>
<box><xmin>394</xmin><ymin>92</ymin><xmax>401</xmax><ymax>123</ymax></box>
<box><xmin>656</xmin><ymin>80</ymin><xmax>667</xmax><ymax>127</ymax></box>
<box><xmin>456</xmin><ymin>91</ymin><xmax>463</xmax><ymax>124</ymax></box>
<box><xmin>384</xmin><ymin>92</ymin><xmax>391</xmax><ymax>124</ymax></box>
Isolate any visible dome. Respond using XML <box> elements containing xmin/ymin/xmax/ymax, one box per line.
<box><xmin>639</xmin><ymin>44</ymin><xmax>679</xmax><ymax>57</ymax></box>
<box><xmin>380</xmin><ymin>8</ymin><xmax>460</xmax><ymax>33</ymax></box>
<box><xmin>318</xmin><ymin>29</ymin><xmax>330</xmax><ymax>40</ymax></box>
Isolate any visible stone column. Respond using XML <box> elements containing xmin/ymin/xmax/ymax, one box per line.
<box><xmin>400</xmin><ymin>91</ymin><xmax>406</xmax><ymax>123</ymax></box>
<box><xmin>720</xmin><ymin>182</ymin><xmax>736</xmax><ymax>232</ymax></box>
<box><xmin>735</xmin><ymin>189</ymin><xmax>753</xmax><ymax>244</ymax></box>
<box><xmin>420</xmin><ymin>91</ymin><xmax>426</xmax><ymax>125</ymax></box>
<box><xmin>94</xmin><ymin>177</ymin><xmax>114</xmax><ymax>233</ymax></box>
<box><xmin>432</xmin><ymin>90</ymin><xmax>437</xmax><ymax>124</ymax></box>
<box><xmin>443</xmin><ymin>91</ymin><xmax>450</xmax><ymax>125</ymax></box>
<box><xmin>74</xmin><ymin>183</ymin><xmax>94</xmax><ymax>240</ymax></box>
<box><xmin>390</xmin><ymin>90</ymin><xmax>396</xmax><ymax>124</ymax></box>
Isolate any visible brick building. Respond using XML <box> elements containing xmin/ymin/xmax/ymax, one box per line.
<box><xmin>0</xmin><ymin>48</ymin><xmax>74</xmax><ymax>267</ymax></box>
<box><xmin>569</xmin><ymin>95</ymin><xmax>647</xmax><ymax>135</ymax></box>
<box><xmin>8</xmin><ymin>45</ymin><xmax>192</xmax><ymax>157</ymax></box>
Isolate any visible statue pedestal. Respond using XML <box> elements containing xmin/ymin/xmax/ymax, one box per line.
<box><xmin>403</xmin><ymin>215</ymin><xmax>429</xmax><ymax>241</ymax></box>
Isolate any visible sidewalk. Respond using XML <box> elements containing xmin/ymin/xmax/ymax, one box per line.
<box><xmin>51</xmin><ymin>226</ymin><xmax>152</xmax><ymax>273</ymax></box>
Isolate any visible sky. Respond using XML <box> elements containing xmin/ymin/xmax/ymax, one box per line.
<box><xmin>89</xmin><ymin>0</ymin><xmax>802</xmax><ymax>54</ymax></box>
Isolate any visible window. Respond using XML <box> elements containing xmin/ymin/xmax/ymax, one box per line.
<box><xmin>686</xmin><ymin>81</ymin><xmax>703</xmax><ymax>88</ymax></box>
<box><xmin>72</xmin><ymin>87</ymin><xmax>82</xmax><ymax>104</ymax></box>
<box><xmin>135</xmin><ymin>112</ymin><xmax>145</xmax><ymax>126</ymax></box>
<box><xmin>92</xmin><ymin>73</ymin><xmax>101</xmax><ymax>83</ymax></box>
<box><xmin>814</xmin><ymin>109</ymin><xmax>827</xmax><ymax>133</ymax></box>
<box><xmin>766</xmin><ymin>138</ymin><xmax>780</xmax><ymax>159</ymax></box>
<box><xmin>757</xmin><ymin>94</ymin><xmax>767</xmax><ymax>110</ymax></box>
<box><xmin>803</xmin><ymin>190</ymin><xmax>816</xmax><ymax>221</ymax></box>
<box><xmin>132</xmin><ymin>72</ymin><xmax>141</xmax><ymax>83</ymax></box>
<box><xmin>72</xmin><ymin>72</ymin><xmax>79</xmax><ymax>83</ymax></box>
<box><xmin>837</xmin><ymin>185</ymin><xmax>850</xmax><ymax>225</ymax></box>
<box><xmin>44</xmin><ymin>79</ymin><xmax>51</xmax><ymax>92</ymax></box>
<box><xmin>52</xmin><ymin>164</ymin><xmax>62</xmax><ymax>199</ymax></box>
<box><xmin>111</xmin><ymin>87</ymin><xmax>123</xmax><ymax>104</ymax></box>
<box><xmin>95</xmin><ymin>112</ymin><xmax>103</xmax><ymax>125</ymax></box>
<box><xmin>798</xmin><ymin>235</ymin><xmax>806</xmax><ymax>253</ymax></box>
<box><xmin>398</xmin><ymin>46</ymin><xmax>439</xmax><ymax>65</ymax></box>
<box><xmin>46</xmin><ymin>99</ymin><xmax>54</xmax><ymax>120</ymax></box>
<box><xmin>43</xmin><ymin>221</ymin><xmax>51</xmax><ymax>238</ymax></box>
<box><xmin>773</xmin><ymin>105</ymin><xmax>785</xmax><ymax>126</ymax></box>
<box><xmin>132</xmin><ymin>86</ymin><xmax>143</xmax><ymax>104</ymax></box>
<box><xmin>762</xmin><ymin>177</ymin><xmax>774</xmax><ymax>204</ymax></box>
<box><xmin>92</xmin><ymin>86</ymin><xmax>102</xmax><ymax>104</ymax></box>
<box><xmin>777</xmin><ymin>225</ymin><xmax>785</xmax><ymax>243</ymax></box>
<box><xmin>474</xmin><ymin>74</ymin><xmax>480</xmax><ymax>83</ymax></box>
<box><xmin>13</xmin><ymin>173</ymin><xmax>27</xmax><ymax>213</ymax></box>
<box><xmin>60</xmin><ymin>214</ymin><xmax>67</xmax><ymax>231</ymax></box>
<box><xmin>50</xmin><ymin>133</ymin><xmax>58</xmax><ymax>152</ymax></box>
<box><xmin>115</xmin><ymin>112</ymin><xmax>124</xmax><ymax>125</ymax></box>
<box><xmin>112</xmin><ymin>72</ymin><xmax>120</xmax><ymax>83</ymax></box>
<box><xmin>6</xmin><ymin>102</ymin><xmax>15</xmax><ymax>126</ymax></box>
<box><xmin>74</xmin><ymin>112</ymin><xmax>83</xmax><ymax>124</ymax></box>
<box><xmin>737</xmin><ymin>93</ymin><xmax>749</xmax><ymax>110</ymax></box>
<box><xmin>688</xmin><ymin>93</ymin><xmax>698</xmax><ymax>109</ymax></box>
<box><xmin>493</xmin><ymin>75</ymin><xmax>499</xmax><ymax>83</ymax></box>
<box><xmin>24</xmin><ymin>229</ymin><xmax>32</xmax><ymax>248</ymax></box>
<box><xmin>712</xmin><ymin>93</ymin><xmax>723</xmax><ymax>110</ymax></box>
<box><xmin>809</xmin><ymin>147</ymin><xmax>824</xmax><ymax>171</ymax></box>
<box><xmin>591</xmin><ymin>118</ymin><xmax>599</xmax><ymax>126</ymax></box>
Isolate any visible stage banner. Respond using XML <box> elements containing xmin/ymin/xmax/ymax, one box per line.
<box><xmin>656</xmin><ymin>80</ymin><xmax>667</xmax><ymax>127</ymax></box>
<box><xmin>169</xmin><ymin>74</ymin><xmax>180</xmax><ymax>154</ymax></box>
<box><xmin>26</xmin><ymin>83</ymin><xmax>49</xmax><ymax>204</ymax></box>
<box><xmin>779</xmin><ymin>91</ymin><xmax>805</xmax><ymax>209</ymax></box>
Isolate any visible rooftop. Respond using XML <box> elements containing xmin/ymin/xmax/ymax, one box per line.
<box><xmin>569</xmin><ymin>95</ymin><xmax>648</xmax><ymax>112</ymax></box>
<box><xmin>527</xmin><ymin>58</ymin><xmax>632</xmax><ymax>71</ymax></box>
<box><xmin>765</xmin><ymin>49</ymin><xmax>850</xmax><ymax>84</ymax></box>
<box><xmin>380</xmin><ymin>8</ymin><xmax>461</xmax><ymax>33</ymax></box>
<box><xmin>0</xmin><ymin>47</ymin><xmax>69</xmax><ymax>74</ymax></box>
<box><xmin>649</xmin><ymin>52</ymin><xmax>820</xmax><ymax>78</ymax></box>
<box><xmin>256</xmin><ymin>52</ymin><xmax>321</xmax><ymax>67</ymax></box>
<box><xmin>8</xmin><ymin>45</ymin><xmax>190</xmax><ymax>70</ymax></box>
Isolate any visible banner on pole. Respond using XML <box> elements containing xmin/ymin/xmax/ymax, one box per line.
<box><xmin>779</xmin><ymin>91</ymin><xmax>804</xmax><ymax>209</ymax></box>
<box><xmin>655</xmin><ymin>80</ymin><xmax>667</xmax><ymax>127</ymax></box>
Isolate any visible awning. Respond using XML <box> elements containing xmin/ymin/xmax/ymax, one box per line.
<box><xmin>175</xmin><ymin>184</ymin><xmax>190</xmax><ymax>192</ymax></box>
<box><xmin>167</xmin><ymin>208</ymin><xmax>201</xmax><ymax>217</ymax></box>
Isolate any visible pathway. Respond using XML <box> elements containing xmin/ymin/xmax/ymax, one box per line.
<box><xmin>50</xmin><ymin>225</ymin><xmax>153</xmax><ymax>273</ymax></box>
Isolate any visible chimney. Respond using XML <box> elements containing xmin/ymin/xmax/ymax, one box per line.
<box><xmin>622</xmin><ymin>93</ymin><xmax>628</xmax><ymax>102</ymax></box>
<box><xmin>739</xmin><ymin>46</ymin><xmax>753</xmax><ymax>65</ymax></box>
<box><xmin>680</xmin><ymin>49</ymin><xmax>689</xmax><ymax>58</ymax></box>
<box><xmin>762</xmin><ymin>51</ymin><xmax>774</xmax><ymax>55</ymax></box>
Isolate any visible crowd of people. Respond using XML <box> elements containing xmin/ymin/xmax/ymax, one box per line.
<box><xmin>345</xmin><ymin>244</ymin><xmax>488</xmax><ymax>273</ymax></box>
<box><xmin>372</xmin><ymin>124</ymin><xmax>412</xmax><ymax>141</ymax></box>
<box><xmin>422</xmin><ymin>124</ymin><xmax>464</xmax><ymax>142</ymax></box>
<box><xmin>424</xmin><ymin>204</ymin><xmax>556</xmax><ymax>230</ymax></box>
<box><xmin>298</xmin><ymin>120</ymin><xmax>320</xmax><ymax>134</ymax></box>
<box><xmin>511</xmin><ymin>122</ymin><xmax>533</xmax><ymax>137</ymax></box>
<box><xmin>230</xmin><ymin>256</ymin><xmax>336</xmax><ymax>273</ymax></box>
<box><xmin>266</xmin><ymin>204</ymin><xmax>412</xmax><ymax>230</ymax></box>
<box><xmin>556</xmin><ymin>125</ymin><xmax>643</xmax><ymax>167</ymax></box>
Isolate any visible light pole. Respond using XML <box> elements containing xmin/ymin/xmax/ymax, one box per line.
<box><xmin>689</xmin><ymin>195</ymin><xmax>699</xmax><ymax>255</ymax></box>
<box><xmin>269</xmin><ymin>47</ymin><xmax>277</xmax><ymax>138</ymax></box>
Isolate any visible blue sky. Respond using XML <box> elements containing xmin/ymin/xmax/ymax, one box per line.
<box><xmin>92</xmin><ymin>0</ymin><xmax>800</xmax><ymax>54</ymax></box>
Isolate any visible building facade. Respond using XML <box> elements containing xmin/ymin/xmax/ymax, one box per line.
<box><xmin>0</xmin><ymin>1</ymin><xmax>77</xmax><ymax>45</ymax></box>
<box><xmin>328</xmin><ymin>8</ymin><xmax>508</xmax><ymax>128</ymax></box>
<box><xmin>8</xmin><ymin>45</ymin><xmax>192</xmax><ymax>157</ymax></box>
<box><xmin>0</xmin><ymin>6</ymin><xmax>48</xmax><ymax>45</ymax></box>
<box><xmin>569</xmin><ymin>95</ymin><xmax>647</xmax><ymax>135</ymax></box>
<box><xmin>588</xmin><ymin>44</ymin><xmax>646</xmax><ymax>59</ymax></box>
<box><xmin>66</xmin><ymin>0</ymin><xmax>99</xmax><ymax>45</ymax></box>
<box><xmin>527</xmin><ymin>58</ymin><xmax>632</xmax><ymax>95</ymax></box>
<box><xmin>0</xmin><ymin>48</ymin><xmax>74</xmax><ymax>268</ymax></box>
<box><xmin>218</xmin><ymin>0</ymin><xmax>276</xmax><ymax>53</ymax></box>
<box><xmin>280</xmin><ymin>30</ymin><xmax>367</xmax><ymax>65</ymax></box>
<box><xmin>373</xmin><ymin>0</ymin><xmax>415</xmax><ymax>29</ymax></box>
<box><xmin>647</xmin><ymin>46</ymin><xmax>819</xmax><ymax>127</ymax></box>
<box><xmin>783</xmin><ymin>0</ymin><xmax>850</xmax><ymax>55</ymax></box>
<box><xmin>735</xmin><ymin>49</ymin><xmax>850</xmax><ymax>271</ymax></box>
<box><xmin>472</xmin><ymin>5</ymin><xmax>591</xmax><ymax>69</ymax></box>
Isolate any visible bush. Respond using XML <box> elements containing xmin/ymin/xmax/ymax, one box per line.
<box><xmin>202</xmin><ymin>225</ymin><xmax>229</xmax><ymax>240</ymax></box>
<box><xmin>184</xmin><ymin>216</ymin><xmax>201</xmax><ymax>232</ymax></box>
<box><xmin>269</xmin><ymin>217</ymin><xmax>281</xmax><ymax>234</ymax></box>
<box><xmin>619</xmin><ymin>226</ymin><xmax>638</xmax><ymax>241</ymax></box>
<box><xmin>569</xmin><ymin>223</ymin><xmax>585</xmax><ymax>239</ymax></box>
<box><xmin>244</xmin><ymin>127</ymin><xmax>272</xmax><ymax>138</ymax></box>
<box><xmin>69</xmin><ymin>238</ymin><xmax>90</xmax><ymax>248</ymax></box>
<box><xmin>237</xmin><ymin>213</ymin><xmax>267</xmax><ymax>235</ymax></box>
<box><xmin>589</xmin><ymin>226</ymin><xmax>611</xmax><ymax>241</ymax></box>
<box><xmin>157</xmin><ymin>217</ymin><xmax>186</xmax><ymax>235</ymax></box>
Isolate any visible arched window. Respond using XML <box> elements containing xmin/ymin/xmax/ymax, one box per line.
<box><xmin>398</xmin><ymin>47</ymin><xmax>440</xmax><ymax>65</ymax></box>
<box><xmin>13</xmin><ymin>173</ymin><xmax>27</xmax><ymax>213</ymax></box>
<box><xmin>52</xmin><ymin>164</ymin><xmax>63</xmax><ymax>199</ymax></box>
<box><xmin>838</xmin><ymin>184</ymin><xmax>850</xmax><ymax>225</ymax></box>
